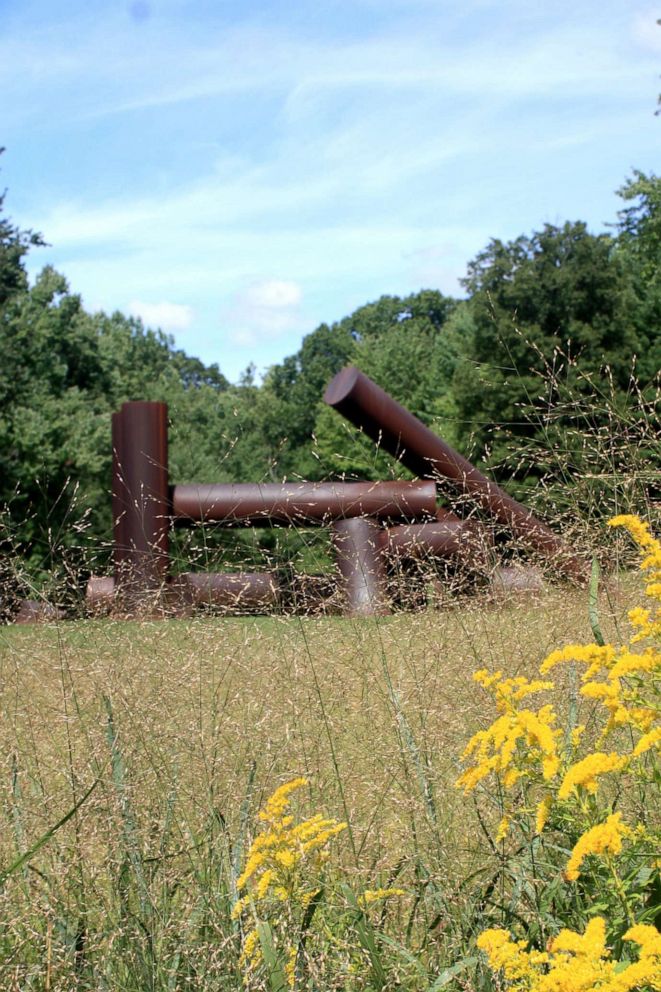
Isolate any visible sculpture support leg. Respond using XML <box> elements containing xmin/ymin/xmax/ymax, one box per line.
<box><xmin>332</xmin><ymin>517</ymin><xmax>389</xmax><ymax>617</ymax></box>
<box><xmin>112</xmin><ymin>402</ymin><xmax>170</xmax><ymax>611</ymax></box>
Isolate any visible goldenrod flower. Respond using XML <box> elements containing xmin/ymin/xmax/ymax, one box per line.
<box><xmin>565</xmin><ymin>813</ymin><xmax>629</xmax><ymax>881</ymax></box>
<box><xmin>549</xmin><ymin>916</ymin><xmax>607</xmax><ymax>957</ymax></box>
<box><xmin>540</xmin><ymin>643</ymin><xmax>616</xmax><ymax>677</ymax></box>
<box><xmin>285</xmin><ymin>946</ymin><xmax>297</xmax><ymax>989</ymax></box>
<box><xmin>239</xmin><ymin>928</ymin><xmax>262</xmax><ymax>969</ymax></box>
<box><xmin>633</xmin><ymin>725</ymin><xmax>661</xmax><ymax>757</ymax></box>
<box><xmin>535</xmin><ymin>795</ymin><xmax>552</xmax><ymax>835</ymax></box>
<box><xmin>496</xmin><ymin>816</ymin><xmax>510</xmax><ymax>842</ymax></box>
<box><xmin>235</xmin><ymin>776</ymin><xmax>347</xmax><ymax>984</ymax></box>
<box><xmin>476</xmin><ymin>918</ymin><xmax>660</xmax><ymax>992</ymax></box>
<box><xmin>558</xmin><ymin>752</ymin><xmax>628</xmax><ymax>800</ymax></box>
<box><xmin>259</xmin><ymin>778</ymin><xmax>308</xmax><ymax>823</ymax></box>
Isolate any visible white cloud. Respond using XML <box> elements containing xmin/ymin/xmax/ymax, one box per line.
<box><xmin>631</xmin><ymin>10</ymin><xmax>661</xmax><ymax>52</ymax></box>
<box><xmin>240</xmin><ymin>279</ymin><xmax>302</xmax><ymax>310</ymax></box>
<box><xmin>128</xmin><ymin>300</ymin><xmax>194</xmax><ymax>332</ymax></box>
<box><xmin>227</xmin><ymin>279</ymin><xmax>306</xmax><ymax>346</ymax></box>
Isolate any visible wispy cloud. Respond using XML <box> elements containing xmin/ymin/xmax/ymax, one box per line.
<box><xmin>227</xmin><ymin>279</ymin><xmax>306</xmax><ymax>347</ymax></box>
<box><xmin>631</xmin><ymin>9</ymin><xmax>661</xmax><ymax>52</ymax></box>
<box><xmin>128</xmin><ymin>300</ymin><xmax>194</xmax><ymax>332</ymax></box>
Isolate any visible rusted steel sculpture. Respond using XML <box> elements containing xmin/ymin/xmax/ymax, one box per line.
<box><xmin>331</xmin><ymin>517</ymin><xmax>389</xmax><ymax>617</ymax></box>
<box><xmin>112</xmin><ymin>401</ymin><xmax>170</xmax><ymax>607</ymax></box>
<box><xmin>324</xmin><ymin>367</ymin><xmax>585</xmax><ymax>583</ymax></box>
<box><xmin>108</xmin><ymin>401</ymin><xmax>436</xmax><ymax>617</ymax></box>
<box><xmin>172</xmin><ymin>481</ymin><xmax>436</xmax><ymax>525</ymax></box>
<box><xmin>168</xmin><ymin>572</ymin><xmax>280</xmax><ymax>613</ymax></box>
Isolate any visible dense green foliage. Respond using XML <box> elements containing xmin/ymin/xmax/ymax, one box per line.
<box><xmin>1</xmin><ymin>163</ymin><xmax>659</xmax><ymax>588</ymax></box>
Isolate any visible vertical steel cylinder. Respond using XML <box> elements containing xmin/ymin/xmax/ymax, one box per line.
<box><xmin>111</xmin><ymin>411</ymin><xmax>126</xmax><ymax>577</ymax></box>
<box><xmin>85</xmin><ymin>576</ymin><xmax>116</xmax><ymax>614</ymax></box>
<box><xmin>331</xmin><ymin>517</ymin><xmax>389</xmax><ymax>617</ymax></box>
<box><xmin>112</xmin><ymin>402</ymin><xmax>170</xmax><ymax>606</ymax></box>
<box><xmin>324</xmin><ymin>367</ymin><xmax>586</xmax><ymax>584</ymax></box>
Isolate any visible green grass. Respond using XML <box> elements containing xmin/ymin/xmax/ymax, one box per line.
<box><xmin>0</xmin><ymin>577</ymin><xmax>640</xmax><ymax>989</ymax></box>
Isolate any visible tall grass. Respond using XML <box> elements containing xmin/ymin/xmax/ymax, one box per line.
<box><xmin>0</xmin><ymin>565</ymin><xmax>645</xmax><ymax>989</ymax></box>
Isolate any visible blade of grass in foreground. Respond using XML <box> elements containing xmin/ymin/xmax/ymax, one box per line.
<box><xmin>103</xmin><ymin>694</ymin><xmax>152</xmax><ymax>919</ymax></box>
<box><xmin>588</xmin><ymin>557</ymin><xmax>605</xmax><ymax>647</ymax></box>
<box><xmin>0</xmin><ymin>776</ymin><xmax>100</xmax><ymax>885</ymax></box>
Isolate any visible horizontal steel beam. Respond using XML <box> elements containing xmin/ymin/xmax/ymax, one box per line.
<box><xmin>168</xmin><ymin>571</ymin><xmax>280</xmax><ymax>611</ymax></box>
<box><xmin>171</xmin><ymin>480</ymin><xmax>437</xmax><ymax>525</ymax></box>
<box><xmin>382</xmin><ymin>520</ymin><xmax>493</xmax><ymax>562</ymax></box>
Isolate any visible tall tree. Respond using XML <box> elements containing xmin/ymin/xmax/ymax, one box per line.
<box><xmin>453</xmin><ymin>222</ymin><xmax>642</xmax><ymax>478</ymax></box>
<box><xmin>616</xmin><ymin>171</ymin><xmax>661</xmax><ymax>384</ymax></box>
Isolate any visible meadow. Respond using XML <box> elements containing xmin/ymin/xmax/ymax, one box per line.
<box><xmin>0</xmin><ymin>564</ymin><xmax>651</xmax><ymax>991</ymax></box>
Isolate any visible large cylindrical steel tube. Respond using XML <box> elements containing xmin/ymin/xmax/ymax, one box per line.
<box><xmin>331</xmin><ymin>517</ymin><xmax>389</xmax><ymax>617</ymax></box>
<box><xmin>111</xmin><ymin>411</ymin><xmax>126</xmax><ymax>577</ymax></box>
<box><xmin>382</xmin><ymin>520</ymin><xmax>493</xmax><ymax>565</ymax></box>
<box><xmin>172</xmin><ymin>480</ymin><xmax>436</xmax><ymax>525</ymax></box>
<box><xmin>86</xmin><ymin>576</ymin><xmax>116</xmax><ymax>615</ymax></box>
<box><xmin>112</xmin><ymin>402</ymin><xmax>170</xmax><ymax>604</ymax></box>
<box><xmin>169</xmin><ymin>572</ymin><xmax>280</xmax><ymax>613</ymax></box>
<box><xmin>324</xmin><ymin>367</ymin><xmax>585</xmax><ymax>583</ymax></box>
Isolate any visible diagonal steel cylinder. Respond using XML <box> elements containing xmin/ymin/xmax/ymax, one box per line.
<box><xmin>331</xmin><ymin>517</ymin><xmax>390</xmax><ymax>617</ymax></box>
<box><xmin>171</xmin><ymin>480</ymin><xmax>436</xmax><ymax>525</ymax></box>
<box><xmin>323</xmin><ymin>367</ymin><xmax>585</xmax><ymax>583</ymax></box>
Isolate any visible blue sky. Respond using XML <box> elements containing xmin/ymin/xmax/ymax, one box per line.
<box><xmin>1</xmin><ymin>0</ymin><xmax>659</xmax><ymax>382</ymax></box>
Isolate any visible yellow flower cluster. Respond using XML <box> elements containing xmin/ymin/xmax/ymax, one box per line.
<box><xmin>465</xmin><ymin>515</ymin><xmax>661</xmax><ymax>992</ymax></box>
<box><xmin>477</xmin><ymin>917</ymin><xmax>661</xmax><ymax>992</ymax></box>
<box><xmin>564</xmin><ymin>812</ymin><xmax>630</xmax><ymax>882</ymax></box>
<box><xmin>234</xmin><ymin>778</ymin><xmax>346</xmax><ymax>982</ymax></box>
<box><xmin>557</xmin><ymin>752</ymin><xmax>628</xmax><ymax>800</ymax></box>
<box><xmin>456</xmin><ymin>673</ymin><xmax>561</xmax><ymax>794</ymax></box>
<box><xmin>458</xmin><ymin>516</ymin><xmax>659</xmax><ymax>861</ymax></box>
<box><xmin>609</xmin><ymin>514</ymin><xmax>661</xmax><ymax>639</ymax></box>
<box><xmin>540</xmin><ymin>639</ymin><xmax>660</xmax><ymax>738</ymax></box>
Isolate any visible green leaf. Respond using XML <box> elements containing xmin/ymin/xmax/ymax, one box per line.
<box><xmin>426</xmin><ymin>956</ymin><xmax>478</xmax><ymax>991</ymax></box>
<box><xmin>588</xmin><ymin>557</ymin><xmax>606</xmax><ymax>647</ymax></box>
<box><xmin>256</xmin><ymin>921</ymin><xmax>289</xmax><ymax>992</ymax></box>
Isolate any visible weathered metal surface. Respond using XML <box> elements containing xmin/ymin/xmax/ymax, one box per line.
<box><xmin>172</xmin><ymin>480</ymin><xmax>437</xmax><ymax>525</ymax></box>
<box><xmin>85</xmin><ymin>576</ymin><xmax>116</xmax><ymax>614</ymax></box>
<box><xmin>324</xmin><ymin>367</ymin><xmax>585</xmax><ymax>583</ymax></box>
<box><xmin>381</xmin><ymin>519</ymin><xmax>493</xmax><ymax>564</ymax></box>
<box><xmin>111</xmin><ymin>412</ymin><xmax>126</xmax><ymax>576</ymax></box>
<box><xmin>489</xmin><ymin>565</ymin><xmax>545</xmax><ymax>597</ymax></box>
<box><xmin>331</xmin><ymin>517</ymin><xmax>390</xmax><ymax>617</ymax></box>
<box><xmin>169</xmin><ymin>572</ymin><xmax>280</xmax><ymax>612</ymax></box>
<box><xmin>112</xmin><ymin>402</ymin><xmax>170</xmax><ymax>603</ymax></box>
<box><xmin>435</xmin><ymin>505</ymin><xmax>463</xmax><ymax>523</ymax></box>
<box><xmin>14</xmin><ymin>600</ymin><xmax>66</xmax><ymax>624</ymax></box>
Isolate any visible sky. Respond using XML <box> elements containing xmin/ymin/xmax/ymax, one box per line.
<box><xmin>1</xmin><ymin>0</ymin><xmax>659</xmax><ymax>382</ymax></box>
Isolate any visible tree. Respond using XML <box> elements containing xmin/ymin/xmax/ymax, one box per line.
<box><xmin>616</xmin><ymin>171</ymin><xmax>661</xmax><ymax>384</ymax></box>
<box><xmin>0</xmin><ymin>149</ymin><xmax>44</xmax><ymax>307</ymax></box>
<box><xmin>454</xmin><ymin>222</ymin><xmax>642</xmax><ymax>478</ymax></box>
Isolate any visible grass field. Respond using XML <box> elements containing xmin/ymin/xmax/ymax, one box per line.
<box><xmin>0</xmin><ymin>573</ymin><xmax>643</xmax><ymax>990</ymax></box>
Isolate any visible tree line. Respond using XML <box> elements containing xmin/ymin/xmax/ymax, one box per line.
<box><xmin>1</xmin><ymin>162</ymin><xmax>659</xmax><ymax>586</ymax></box>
